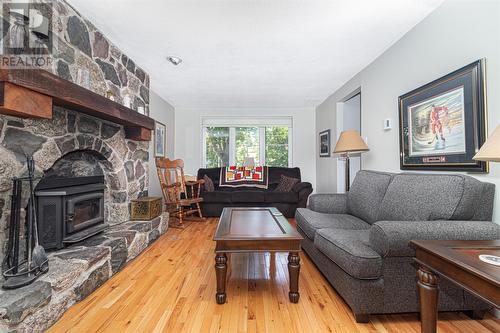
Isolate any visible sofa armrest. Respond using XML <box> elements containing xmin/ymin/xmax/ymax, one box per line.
<box><xmin>292</xmin><ymin>182</ymin><xmax>311</xmax><ymax>193</ymax></box>
<box><xmin>369</xmin><ymin>220</ymin><xmax>500</xmax><ymax>258</ymax></box>
<box><xmin>293</xmin><ymin>182</ymin><xmax>313</xmax><ymax>208</ymax></box>
<box><xmin>307</xmin><ymin>193</ymin><xmax>347</xmax><ymax>214</ymax></box>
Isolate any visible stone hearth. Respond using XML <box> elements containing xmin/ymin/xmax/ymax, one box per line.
<box><xmin>0</xmin><ymin>214</ymin><xmax>168</xmax><ymax>332</ymax></box>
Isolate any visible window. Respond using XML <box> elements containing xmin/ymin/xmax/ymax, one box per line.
<box><xmin>235</xmin><ymin>127</ymin><xmax>260</xmax><ymax>165</ymax></box>
<box><xmin>205</xmin><ymin>127</ymin><xmax>230</xmax><ymax>167</ymax></box>
<box><xmin>265</xmin><ymin>126</ymin><xmax>289</xmax><ymax>167</ymax></box>
<box><xmin>202</xmin><ymin>117</ymin><xmax>292</xmax><ymax>168</ymax></box>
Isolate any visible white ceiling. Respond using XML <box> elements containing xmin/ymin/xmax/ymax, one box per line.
<box><xmin>68</xmin><ymin>0</ymin><xmax>444</xmax><ymax>108</ymax></box>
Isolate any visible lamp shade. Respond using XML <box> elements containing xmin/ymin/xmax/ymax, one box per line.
<box><xmin>243</xmin><ymin>157</ymin><xmax>255</xmax><ymax>167</ymax></box>
<box><xmin>473</xmin><ymin>125</ymin><xmax>500</xmax><ymax>162</ymax></box>
<box><xmin>333</xmin><ymin>130</ymin><xmax>369</xmax><ymax>154</ymax></box>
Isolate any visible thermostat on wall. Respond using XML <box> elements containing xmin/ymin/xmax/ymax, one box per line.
<box><xmin>383</xmin><ymin>118</ymin><xmax>392</xmax><ymax>130</ymax></box>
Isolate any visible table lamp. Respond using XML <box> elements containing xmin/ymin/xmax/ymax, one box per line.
<box><xmin>243</xmin><ymin>157</ymin><xmax>255</xmax><ymax>167</ymax></box>
<box><xmin>473</xmin><ymin>124</ymin><xmax>500</xmax><ymax>266</ymax></box>
<box><xmin>333</xmin><ymin>130</ymin><xmax>369</xmax><ymax>191</ymax></box>
<box><xmin>473</xmin><ymin>125</ymin><xmax>500</xmax><ymax>162</ymax></box>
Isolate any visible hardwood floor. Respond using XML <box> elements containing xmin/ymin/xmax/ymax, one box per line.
<box><xmin>49</xmin><ymin>218</ymin><xmax>500</xmax><ymax>333</ymax></box>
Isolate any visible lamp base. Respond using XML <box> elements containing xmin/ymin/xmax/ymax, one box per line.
<box><xmin>345</xmin><ymin>156</ymin><xmax>350</xmax><ymax>192</ymax></box>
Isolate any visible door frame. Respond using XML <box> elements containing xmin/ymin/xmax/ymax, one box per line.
<box><xmin>336</xmin><ymin>88</ymin><xmax>362</xmax><ymax>193</ymax></box>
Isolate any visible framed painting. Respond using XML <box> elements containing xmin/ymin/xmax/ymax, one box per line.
<box><xmin>155</xmin><ymin>121</ymin><xmax>166</xmax><ymax>157</ymax></box>
<box><xmin>399</xmin><ymin>59</ymin><xmax>488</xmax><ymax>172</ymax></box>
<box><xmin>319</xmin><ymin>129</ymin><xmax>331</xmax><ymax>157</ymax></box>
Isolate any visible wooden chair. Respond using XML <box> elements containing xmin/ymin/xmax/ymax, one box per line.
<box><xmin>155</xmin><ymin>157</ymin><xmax>205</xmax><ymax>228</ymax></box>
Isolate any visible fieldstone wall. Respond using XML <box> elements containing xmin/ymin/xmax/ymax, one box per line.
<box><xmin>0</xmin><ymin>106</ymin><xmax>150</xmax><ymax>268</ymax></box>
<box><xmin>52</xmin><ymin>0</ymin><xmax>150</xmax><ymax>113</ymax></box>
<box><xmin>1</xmin><ymin>0</ymin><xmax>151</xmax><ymax>114</ymax></box>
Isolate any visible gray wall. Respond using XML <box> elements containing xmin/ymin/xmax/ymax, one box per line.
<box><xmin>148</xmin><ymin>91</ymin><xmax>175</xmax><ymax>198</ymax></box>
<box><xmin>316</xmin><ymin>73</ymin><xmax>361</xmax><ymax>193</ymax></box>
<box><xmin>315</xmin><ymin>0</ymin><xmax>500</xmax><ymax>221</ymax></box>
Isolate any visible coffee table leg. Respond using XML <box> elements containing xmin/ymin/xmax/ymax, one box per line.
<box><xmin>417</xmin><ymin>266</ymin><xmax>439</xmax><ymax>333</ymax></box>
<box><xmin>215</xmin><ymin>253</ymin><xmax>227</xmax><ymax>304</ymax></box>
<box><xmin>288</xmin><ymin>252</ymin><xmax>300</xmax><ymax>303</ymax></box>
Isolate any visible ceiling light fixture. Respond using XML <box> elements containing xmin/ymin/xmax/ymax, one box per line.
<box><xmin>166</xmin><ymin>56</ymin><xmax>182</xmax><ymax>66</ymax></box>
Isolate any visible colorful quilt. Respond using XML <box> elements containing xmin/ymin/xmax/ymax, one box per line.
<box><xmin>219</xmin><ymin>166</ymin><xmax>269</xmax><ymax>189</ymax></box>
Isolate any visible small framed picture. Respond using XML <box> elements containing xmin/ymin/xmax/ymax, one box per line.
<box><xmin>155</xmin><ymin>121</ymin><xmax>166</xmax><ymax>157</ymax></box>
<box><xmin>319</xmin><ymin>129</ymin><xmax>331</xmax><ymax>157</ymax></box>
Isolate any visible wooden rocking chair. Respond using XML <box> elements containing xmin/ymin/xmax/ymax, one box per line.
<box><xmin>155</xmin><ymin>157</ymin><xmax>205</xmax><ymax>228</ymax></box>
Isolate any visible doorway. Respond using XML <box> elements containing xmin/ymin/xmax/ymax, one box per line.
<box><xmin>336</xmin><ymin>91</ymin><xmax>361</xmax><ymax>193</ymax></box>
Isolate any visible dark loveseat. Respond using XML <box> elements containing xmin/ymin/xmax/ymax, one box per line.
<box><xmin>296</xmin><ymin>170</ymin><xmax>500</xmax><ymax>322</ymax></box>
<box><xmin>196</xmin><ymin>167</ymin><xmax>313</xmax><ymax>217</ymax></box>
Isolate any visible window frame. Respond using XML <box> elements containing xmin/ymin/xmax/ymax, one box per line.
<box><xmin>201</xmin><ymin>117</ymin><xmax>293</xmax><ymax>168</ymax></box>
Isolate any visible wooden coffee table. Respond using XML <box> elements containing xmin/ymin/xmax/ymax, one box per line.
<box><xmin>213</xmin><ymin>207</ymin><xmax>304</xmax><ymax>304</ymax></box>
<box><xmin>411</xmin><ymin>240</ymin><xmax>500</xmax><ymax>333</ymax></box>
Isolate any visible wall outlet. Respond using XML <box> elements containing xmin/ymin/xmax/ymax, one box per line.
<box><xmin>383</xmin><ymin>118</ymin><xmax>392</xmax><ymax>130</ymax></box>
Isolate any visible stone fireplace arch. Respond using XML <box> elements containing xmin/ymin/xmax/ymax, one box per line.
<box><xmin>0</xmin><ymin>107</ymin><xmax>150</xmax><ymax>230</ymax></box>
<box><xmin>36</xmin><ymin>148</ymin><xmax>131</xmax><ymax>225</ymax></box>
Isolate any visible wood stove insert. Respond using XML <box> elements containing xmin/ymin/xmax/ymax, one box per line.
<box><xmin>35</xmin><ymin>176</ymin><xmax>108</xmax><ymax>250</ymax></box>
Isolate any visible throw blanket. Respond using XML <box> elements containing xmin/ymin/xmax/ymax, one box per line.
<box><xmin>219</xmin><ymin>166</ymin><xmax>269</xmax><ymax>189</ymax></box>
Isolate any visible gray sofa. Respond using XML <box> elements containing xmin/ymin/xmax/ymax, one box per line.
<box><xmin>296</xmin><ymin>170</ymin><xmax>500</xmax><ymax>322</ymax></box>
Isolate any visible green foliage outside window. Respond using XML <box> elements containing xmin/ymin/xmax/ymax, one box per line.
<box><xmin>204</xmin><ymin>126</ymin><xmax>289</xmax><ymax>167</ymax></box>
<box><xmin>235</xmin><ymin>127</ymin><xmax>260</xmax><ymax>165</ymax></box>
<box><xmin>265</xmin><ymin>126</ymin><xmax>289</xmax><ymax>167</ymax></box>
<box><xmin>205</xmin><ymin>127</ymin><xmax>229</xmax><ymax>167</ymax></box>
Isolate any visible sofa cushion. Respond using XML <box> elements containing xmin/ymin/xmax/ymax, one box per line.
<box><xmin>295</xmin><ymin>208</ymin><xmax>370</xmax><ymax>240</ymax></box>
<box><xmin>231</xmin><ymin>191</ymin><xmax>265</xmax><ymax>203</ymax></box>
<box><xmin>203</xmin><ymin>175</ymin><xmax>215</xmax><ymax>192</ymax></box>
<box><xmin>369</xmin><ymin>220</ymin><xmax>500</xmax><ymax>257</ymax></box>
<box><xmin>314</xmin><ymin>228</ymin><xmax>382</xmax><ymax>279</ymax></box>
<box><xmin>275</xmin><ymin>175</ymin><xmax>299</xmax><ymax>192</ymax></box>
<box><xmin>201</xmin><ymin>191</ymin><xmax>232</xmax><ymax>203</ymax></box>
<box><xmin>377</xmin><ymin>174</ymin><xmax>480</xmax><ymax>221</ymax></box>
<box><xmin>268</xmin><ymin>167</ymin><xmax>301</xmax><ymax>185</ymax></box>
<box><xmin>265</xmin><ymin>192</ymin><xmax>299</xmax><ymax>203</ymax></box>
<box><xmin>451</xmin><ymin>175</ymin><xmax>484</xmax><ymax>220</ymax></box>
<box><xmin>197</xmin><ymin>168</ymin><xmax>221</xmax><ymax>185</ymax></box>
<box><xmin>347</xmin><ymin>170</ymin><xmax>393</xmax><ymax>224</ymax></box>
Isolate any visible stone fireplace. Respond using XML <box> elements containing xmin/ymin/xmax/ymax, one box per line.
<box><xmin>0</xmin><ymin>0</ymin><xmax>169</xmax><ymax>330</ymax></box>
<box><xmin>0</xmin><ymin>107</ymin><xmax>168</xmax><ymax>332</ymax></box>
<box><xmin>0</xmin><ymin>103</ymin><xmax>152</xmax><ymax>254</ymax></box>
<box><xmin>0</xmin><ymin>104</ymin><xmax>165</xmax><ymax>333</ymax></box>
<box><xmin>0</xmin><ymin>104</ymin><xmax>150</xmax><ymax>239</ymax></box>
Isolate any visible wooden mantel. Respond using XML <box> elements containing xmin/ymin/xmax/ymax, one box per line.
<box><xmin>0</xmin><ymin>68</ymin><xmax>154</xmax><ymax>141</ymax></box>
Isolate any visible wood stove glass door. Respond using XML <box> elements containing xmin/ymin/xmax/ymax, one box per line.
<box><xmin>66</xmin><ymin>193</ymin><xmax>104</xmax><ymax>234</ymax></box>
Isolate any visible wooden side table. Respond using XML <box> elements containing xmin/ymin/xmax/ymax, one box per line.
<box><xmin>410</xmin><ymin>240</ymin><xmax>500</xmax><ymax>333</ymax></box>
